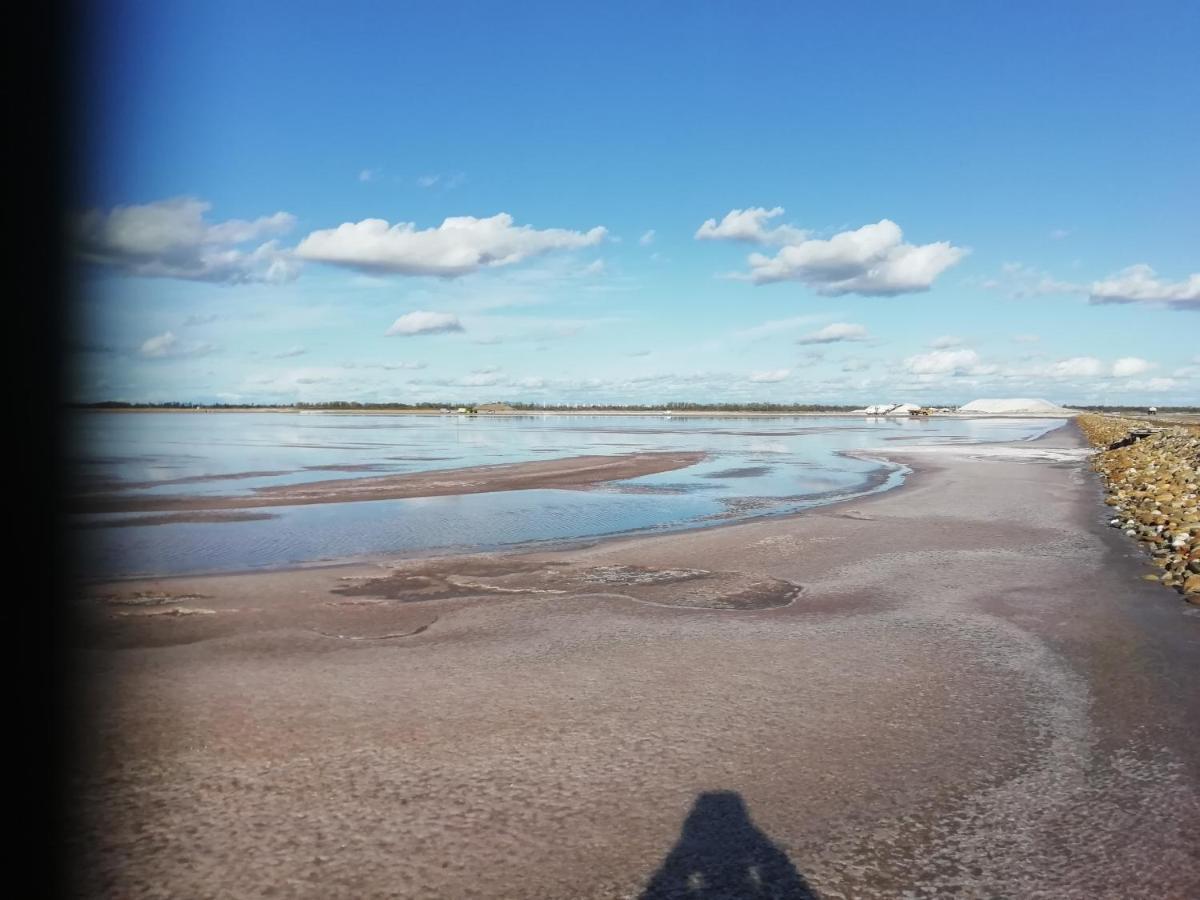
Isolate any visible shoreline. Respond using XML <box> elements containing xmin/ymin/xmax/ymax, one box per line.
<box><xmin>73</xmin><ymin>406</ymin><xmax>1083</xmax><ymax>418</ymax></box>
<box><xmin>74</xmin><ymin>424</ymin><xmax>1073</xmax><ymax>582</ymax></box>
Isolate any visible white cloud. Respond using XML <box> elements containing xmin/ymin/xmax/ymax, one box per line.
<box><xmin>1116</xmin><ymin>377</ymin><xmax>1178</xmax><ymax>393</ymax></box>
<box><xmin>273</xmin><ymin>346</ymin><xmax>307</xmax><ymax>359</ymax></box>
<box><xmin>139</xmin><ymin>331</ymin><xmax>215</xmax><ymax>359</ymax></box>
<box><xmin>639</xmin><ymin>230</ymin><xmax>656</xmax><ymax>246</ymax></box>
<box><xmin>296</xmin><ymin>213</ymin><xmax>607</xmax><ymax>277</ymax></box>
<box><xmin>74</xmin><ymin>197</ymin><xmax>299</xmax><ymax>284</ymax></box>
<box><xmin>1088</xmin><ymin>265</ymin><xmax>1199</xmax><ymax>310</ymax></box>
<box><xmin>1050</xmin><ymin>228</ymin><xmax>1071</xmax><ymax>240</ymax></box>
<box><xmin>903</xmin><ymin>348</ymin><xmax>982</xmax><ymax>375</ymax></box>
<box><xmin>1012</xmin><ymin>334</ymin><xmax>1040</xmax><ymax>344</ymax></box>
<box><xmin>705</xmin><ymin>214</ymin><xmax>965</xmax><ymax>295</ymax></box>
<box><xmin>581</xmin><ymin>259</ymin><xmax>606</xmax><ymax>276</ymax></box>
<box><xmin>1047</xmin><ymin>356</ymin><xmax>1103</xmax><ymax>377</ymax></box>
<box><xmin>1111</xmin><ymin>356</ymin><xmax>1155</xmax><ymax>377</ymax></box>
<box><xmin>929</xmin><ymin>335</ymin><xmax>963</xmax><ymax>349</ymax></box>
<box><xmin>385</xmin><ymin>311</ymin><xmax>464</xmax><ymax>336</ymax></box>
<box><xmin>695</xmin><ymin>207</ymin><xmax>806</xmax><ymax>244</ymax></box>
<box><xmin>359</xmin><ymin>169</ymin><xmax>377</xmax><ymax>183</ymax></box>
<box><xmin>748</xmin><ymin>369</ymin><xmax>791</xmax><ymax>383</ymax></box>
<box><xmin>140</xmin><ymin>332</ymin><xmax>178</xmax><ymax>358</ymax></box>
<box><xmin>796</xmin><ymin>322</ymin><xmax>869</xmax><ymax>345</ymax></box>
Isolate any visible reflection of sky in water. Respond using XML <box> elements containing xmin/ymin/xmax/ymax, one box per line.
<box><xmin>71</xmin><ymin>413</ymin><xmax>1062</xmax><ymax>578</ymax></box>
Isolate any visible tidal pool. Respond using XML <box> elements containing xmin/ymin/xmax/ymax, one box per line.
<box><xmin>70</xmin><ymin>412</ymin><xmax>1063</xmax><ymax>577</ymax></box>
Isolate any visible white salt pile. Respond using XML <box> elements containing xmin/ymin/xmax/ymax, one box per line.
<box><xmin>855</xmin><ymin>402</ymin><xmax>923</xmax><ymax>415</ymax></box>
<box><xmin>959</xmin><ymin>398</ymin><xmax>1074</xmax><ymax>415</ymax></box>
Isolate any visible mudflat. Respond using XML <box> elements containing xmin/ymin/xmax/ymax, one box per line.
<box><xmin>69</xmin><ymin>423</ymin><xmax>1200</xmax><ymax>898</ymax></box>
<box><xmin>71</xmin><ymin>450</ymin><xmax>708</xmax><ymax>514</ymax></box>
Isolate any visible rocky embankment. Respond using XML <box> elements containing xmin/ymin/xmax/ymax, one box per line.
<box><xmin>1076</xmin><ymin>414</ymin><xmax>1200</xmax><ymax>603</ymax></box>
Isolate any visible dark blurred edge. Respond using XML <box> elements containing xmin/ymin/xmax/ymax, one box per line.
<box><xmin>35</xmin><ymin>0</ymin><xmax>87</xmax><ymax>895</ymax></box>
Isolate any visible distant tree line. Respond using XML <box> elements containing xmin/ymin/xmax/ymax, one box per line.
<box><xmin>504</xmin><ymin>401</ymin><xmax>866</xmax><ymax>412</ymax></box>
<box><xmin>68</xmin><ymin>400</ymin><xmax>1198</xmax><ymax>413</ymax></box>
<box><xmin>70</xmin><ymin>400</ymin><xmax>869</xmax><ymax>412</ymax></box>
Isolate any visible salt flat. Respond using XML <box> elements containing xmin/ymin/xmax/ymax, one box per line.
<box><xmin>69</xmin><ymin>422</ymin><xmax>1200</xmax><ymax>898</ymax></box>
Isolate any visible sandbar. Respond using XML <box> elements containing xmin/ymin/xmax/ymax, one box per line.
<box><xmin>70</xmin><ymin>450</ymin><xmax>707</xmax><ymax>515</ymax></box>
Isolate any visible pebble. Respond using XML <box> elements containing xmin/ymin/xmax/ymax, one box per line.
<box><xmin>1078</xmin><ymin>414</ymin><xmax>1200</xmax><ymax>603</ymax></box>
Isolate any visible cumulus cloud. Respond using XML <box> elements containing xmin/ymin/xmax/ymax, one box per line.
<box><xmin>702</xmin><ymin>212</ymin><xmax>965</xmax><ymax>296</ymax></box>
<box><xmin>1088</xmin><ymin>265</ymin><xmax>1199</xmax><ymax>310</ymax></box>
<box><xmin>639</xmin><ymin>230</ymin><xmax>656</xmax><ymax>246</ymax></box>
<box><xmin>296</xmin><ymin>213</ymin><xmax>607</xmax><ymax>277</ymax></box>
<box><xmin>1111</xmin><ymin>356</ymin><xmax>1155</xmax><ymax>377</ymax></box>
<box><xmin>748</xmin><ymin>220</ymin><xmax>965</xmax><ymax>294</ymax></box>
<box><xmin>903</xmin><ymin>348</ymin><xmax>982</xmax><ymax>375</ymax></box>
<box><xmin>929</xmin><ymin>335</ymin><xmax>963</xmax><ymax>349</ymax></box>
<box><xmin>73</xmin><ymin>197</ymin><xmax>299</xmax><ymax>284</ymax></box>
<box><xmin>385</xmin><ymin>311</ymin><xmax>464</xmax><ymax>336</ymax></box>
<box><xmin>747</xmin><ymin>369</ymin><xmax>790</xmax><ymax>383</ymax></box>
<box><xmin>796</xmin><ymin>322</ymin><xmax>868</xmax><ymax>345</ymax></box>
<box><xmin>695</xmin><ymin>207</ymin><xmax>806</xmax><ymax>245</ymax></box>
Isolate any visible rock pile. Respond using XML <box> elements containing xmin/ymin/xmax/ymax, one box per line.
<box><xmin>1077</xmin><ymin>414</ymin><xmax>1200</xmax><ymax>602</ymax></box>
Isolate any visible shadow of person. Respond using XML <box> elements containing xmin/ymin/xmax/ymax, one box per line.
<box><xmin>640</xmin><ymin>791</ymin><xmax>818</xmax><ymax>899</ymax></box>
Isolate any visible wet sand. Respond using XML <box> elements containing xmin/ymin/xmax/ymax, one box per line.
<box><xmin>71</xmin><ymin>450</ymin><xmax>707</xmax><ymax>515</ymax></box>
<box><xmin>69</xmin><ymin>423</ymin><xmax>1200</xmax><ymax>898</ymax></box>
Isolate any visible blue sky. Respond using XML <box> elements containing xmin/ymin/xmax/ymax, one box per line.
<box><xmin>71</xmin><ymin>0</ymin><xmax>1199</xmax><ymax>405</ymax></box>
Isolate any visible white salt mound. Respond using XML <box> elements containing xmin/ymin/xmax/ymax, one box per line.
<box><xmin>959</xmin><ymin>398</ymin><xmax>1073</xmax><ymax>415</ymax></box>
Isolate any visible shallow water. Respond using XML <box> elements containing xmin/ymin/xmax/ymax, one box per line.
<box><xmin>70</xmin><ymin>412</ymin><xmax>1062</xmax><ymax>577</ymax></box>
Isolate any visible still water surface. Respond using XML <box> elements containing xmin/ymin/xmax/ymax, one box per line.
<box><xmin>72</xmin><ymin>412</ymin><xmax>1062</xmax><ymax>577</ymax></box>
